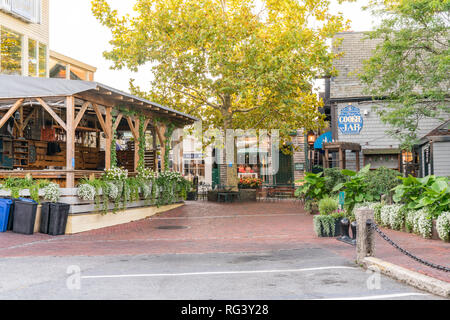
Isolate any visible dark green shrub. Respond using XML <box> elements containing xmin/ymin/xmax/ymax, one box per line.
<box><xmin>362</xmin><ymin>167</ymin><xmax>401</xmax><ymax>200</ymax></box>
<box><xmin>324</xmin><ymin>168</ymin><xmax>348</xmax><ymax>194</ymax></box>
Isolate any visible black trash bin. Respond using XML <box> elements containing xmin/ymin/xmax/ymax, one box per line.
<box><xmin>39</xmin><ymin>202</ymin><xmax>51</xmax><ymax>234</ymax></box>
<box><xmin>48</xmin><ymin>203</ymin><xmax>70</xmax><ymax>236</ymax></box>
<box><xmin>12</xmin><ymin>199</ymin><xmax>38</xmax><ymax>235</ymax></box>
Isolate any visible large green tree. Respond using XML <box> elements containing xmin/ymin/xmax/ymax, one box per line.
<box><xmin>360</xmin><ymin>0</ymin><xmax>450</xmax><ymax>149</ymax></box>
<box><xmin>92</xmin><ymin>0</ymin><xmax>349</xmax><ymax>185</ymax></box>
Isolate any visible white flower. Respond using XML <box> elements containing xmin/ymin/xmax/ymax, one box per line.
<box><xmin>77</xmin><ymin>184</ymin><xmax>96</xmax><ymax>201</ymax></box>
<box><xmin>416</xmin><ymin>209</ymin><xmax>432</xmax><ymax>239</ymax></box>
<box><xmin>105</xmin><ymin>182</ymin><xmax>119</xmax><ymax>200</ymax></box>
<box><xmin>42</xmin><ymin>183</ymin><xmax>60</xmax><ymax>203</ymax></box>
<box><xmin>436</xmin><ymin>212</ymin><xmax>450</xmax><ymax>242</ymax></box>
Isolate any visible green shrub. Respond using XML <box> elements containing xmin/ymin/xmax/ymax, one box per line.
<box><xmin>295</xmin><ymin>172</ymin><xmax>327</xmax><ymax>201</ymax></box>
<box><xmin>362</xmin><ymin>167</ymin><xmax>401</xmax><ymax>200</ymax></box>
<box><xmin>393</xmin><ymin>175</ymin><xmax>450</xmax><ymax>218</ymax></box>
<box><xmin>304</xmin><ymin>199</ymin><xmax>319</xmax><ymax>214</ymax></box>
<box><xmin>318</xmin><ymin>197</ymin><xmax>338</xmax><ymax>215</ymax></box>
<box><xmin>324</xmin><ymin>168</ymin><xmax>348</xmax><ymax>194</ymax></box>
<box><xmin>332</xmin><ymin>165</ymin><xmax>374</xmax><ymax>213</ymax></box>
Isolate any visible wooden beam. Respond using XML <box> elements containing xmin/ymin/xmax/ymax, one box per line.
<box><xmin>126</xmin><ymin>116</ymin><xmax>139</xmax><ymax>140</ymax></box>
<box><xmin>74</xmin><ymin>102</ymin><xmax>91</xmax><ymax>129</ymax></box>
<box><xmin>36</xmin><ymin>98</ymin><xmax>67</xmax><ymax>131</ymax></box>
<box><xmin>66</xmin><ymin>96</ymin><xmax>75</xmax><ymax>188</ymax></box>
<box><xmin>0</xmin><ymin>99</ymin><xmax>24</xmax><ymax>130</ymax></box>
<box><xmin>113</xmin><ymin>113</ymin><xmax>123</xmax><ymax>131</ymax></box>
<box><xmin>92</xmin><ymin>103</ymin><xmax>109</xmax><ymax>139</ymax></box>
<box><xmin>74</xmin><ymin>92</ymin><xmax>116</xmax><ymax>108</ymax></box>
<box><xmin>22</xmin><ymin>106</ymin><xmax>37</xmax><ymax>130</ymax></box>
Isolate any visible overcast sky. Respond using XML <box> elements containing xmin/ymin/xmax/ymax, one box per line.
<box><xmin>50</xmin><ymin>0</ymin><xmax>378</xmax><ymax>92</ymax></box>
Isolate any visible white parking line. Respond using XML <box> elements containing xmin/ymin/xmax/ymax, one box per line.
<box><xmin>81</xmin><ymin>266</ymin><xmax>358</xmax><ymax>279</ymax></box>
<box><xmin>314</xmin><ymin>293</ymin><xmax>430</xmax><ymax>300</ymax></box>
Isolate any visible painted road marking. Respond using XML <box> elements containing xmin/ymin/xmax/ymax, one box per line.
<box><xmin>314</xmin><ymin>293</ymin><xmax>430</xmax><ymax>300</ymax></box>
<box><xmin>81</xmin><ymin>266</ymin><xmax>358</xmax><ymax>279</ymax></box>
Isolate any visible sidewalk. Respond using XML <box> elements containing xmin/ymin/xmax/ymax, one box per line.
<box><xmin>0</xmin><ymin>201</ymin><xmax>448</xmax><ymax>283</ymax></box>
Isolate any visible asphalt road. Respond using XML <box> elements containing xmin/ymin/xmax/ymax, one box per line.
<box><xmin>0</xmin><ymin>248</ymin><xmax>443</xmax><ymax>300</ymax></box>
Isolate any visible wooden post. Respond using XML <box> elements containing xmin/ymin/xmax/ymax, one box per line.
<box><xmin>66</xmin><ymin>96</ymin><xmax>75</xmax><ymax>188</ymax></box>
<box><xmin>105</xmin><ymin>107</ymin><xmax>112</xmax><ymax>170</ymax></box>
<box><xmin>155</xmin><ymin>123</ymin><xmax>167</xmax><ymax>172</ymax></box>
<box><xmin>324</xmin><ymin>149</ymin><xmax>329</xmax><ymax>168</ymax></box>
<box><xmin>134</xmin><ymin>117</ymin><xmax>140</xmax><ymax>172</ymax></box>
<box><xmin>339</xmin><ymin>148</ymin><xmax>344</xmax><ymax>169</ymax></box>
<box><xmin>355</xmin><ymin>151</ymin><xmax>360</xmax><ymax>172</ymax></box>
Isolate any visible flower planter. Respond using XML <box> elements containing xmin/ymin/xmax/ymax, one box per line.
<box><xmin>187</xmin><ymin>191</ymin><xmax>197</xmax><ymax>201</ymax></box>
<box><xmin>239</xmin><ymin>189</ymin><xmax>257</xmax><ymax>202</ymax></box>
<box><xmin>12</xmin><ymin>198</ymin><xmax>38</xmax><ymax>235</ymax></box>
<box><xmin>207</xmin><ymin>190</ymin><xmax>218</xmax><ymax>202</ymax></box>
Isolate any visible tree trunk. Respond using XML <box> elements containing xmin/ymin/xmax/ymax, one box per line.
<box><xmin>222</xmin><ymin>95</ymin><xmax>239</xmax><ymax>191</ymax></box>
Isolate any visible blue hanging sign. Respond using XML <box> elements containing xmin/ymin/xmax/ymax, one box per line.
<box><xmin>338</xmin><ymin>105</ymin><xmax>363</xmax><ymax>135</ymax></box>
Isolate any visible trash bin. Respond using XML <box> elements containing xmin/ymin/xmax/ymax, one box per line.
<box><xmin>39</xmin><ymin>202</ymin><xmax>51</xmax><ymax>234</ymax></box>
<box><xmin>4</xmin><ymin>197</ymin><xmax>16</xmax><ymax>231</ymax></box>
<box><xmin>48</xmin><ymin>203</ymin><xmax>70</xmax><ymax>236</ymax></box>
<box><xmin>12</xmin><ymin>198</ymin><xmax>38</xmax><ymax>235</ymax></box>
<box><xmin>0</xmin><ymin>199</ymin><xmax>13</xmax><ymax>232</ymax></box>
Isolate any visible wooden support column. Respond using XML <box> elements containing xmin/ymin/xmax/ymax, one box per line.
<box><xmin>105</xmin><ymin>107</ymin><xmax>112</xmax><ymax>170</ymax></box>
<box><xmin>339</xmin><ymin>148</ymin><xmax>345</xmax><ymax>170</ymax></box>
<box><xmin>66</xmin><ymin>96</ymin><xmax>75</xmax><ymax>188</ymax></box>
<box><xmin>355</xmin><ymin>151</ymin><xmax>360</xmax><ymax>172</ymax></box>
<box><xmin>155</xmin><ymin>122</ymin><xmax>167</xmax><ymax>172</ymax></box>
<box><xmin>134</xmin><ymin>117</ymin><xmax>140</xmax><ymax>171</ymax></box>
<box><xmin>324</xmin><ymin>149</ymin><xmax>329</xmax><ymax>169</ymax></box>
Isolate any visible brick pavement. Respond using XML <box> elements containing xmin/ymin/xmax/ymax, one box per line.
<box><xmin>0</xmin><ymin>201</ymin><xmax>448</xmax><ymax>282</ymax></box>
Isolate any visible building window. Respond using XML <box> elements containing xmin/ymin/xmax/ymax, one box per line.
<box><xmin>38</xmin><ymin>43</ymin><xmax>46</xmax><ymax>77</ymax></box>
<box><xmin>49</xmin><ymin>58</ymin><xmax>67</xmax><ymax>79</ymax></box>
<box><xmin>0</xmin><ymin>27</ymin><xmax>22</xmax><ymax>75</ymax></box>
<box><xmin>28</xmin><ymin>38</ymin><xmax>38</xmax><ymax>76</ymax></box>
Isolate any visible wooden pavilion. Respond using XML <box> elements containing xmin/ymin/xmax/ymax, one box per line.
<box><xmin>323</xmin><ymin>141</ymin><xmax>362</xmax><ymax>171</ymax></box>
<box><xmin>0</xmin><ymin>75</ymin><xmax>196</xmax><ymax>188</ymax></box>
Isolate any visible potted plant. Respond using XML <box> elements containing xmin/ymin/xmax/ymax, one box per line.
<box><xmin>238</xmin><ymin>177</ymin><xmax>262</xmax><ymax>202</ymax></box>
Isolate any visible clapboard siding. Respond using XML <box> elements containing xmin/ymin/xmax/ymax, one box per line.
<box><xmin>433</xmin><ymin>142</ymin><xmax>450</xmax><ymax>177</ymax></box>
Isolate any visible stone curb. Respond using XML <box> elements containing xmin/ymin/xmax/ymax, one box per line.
<box><xmin>363</xmin><ymin>257</ymin><xmax>450</xmax><ymax>298</ymax></box>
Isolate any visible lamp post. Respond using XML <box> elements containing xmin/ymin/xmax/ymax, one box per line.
<box><xmin>307</xmin><ymin>131</ymin><xmax>317</xmax><ymax>172</ymax></box>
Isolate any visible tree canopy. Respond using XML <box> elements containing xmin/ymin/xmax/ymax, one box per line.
<box><xmin>92</xmin><ymin>0</ymin><xmax>349</xmax><ymax>143</ymax></box>
<box><xmin>360</xmin><ymin>0</ymin><xmax>450</xmax><ymax>149</ymax></box>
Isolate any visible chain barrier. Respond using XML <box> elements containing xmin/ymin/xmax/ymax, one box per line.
<box><xmin>367</xmin><ymin>220</ymin><xmax>450</xmax><ymax>273</ymax></box>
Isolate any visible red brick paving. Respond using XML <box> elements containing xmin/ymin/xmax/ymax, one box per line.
<box><xmin>0</xmin><ymin>201</ymin><xmax>448</xmax><ymax>282</ymax></box>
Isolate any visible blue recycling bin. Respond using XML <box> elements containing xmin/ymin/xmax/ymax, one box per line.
<box><xmin>0</xmin><ymin>199</ymin><xmax>13</xmax><ymax>232</ymax></box>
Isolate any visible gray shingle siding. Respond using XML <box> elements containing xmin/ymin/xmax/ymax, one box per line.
<box><xmin>331</xmin><ymin>32</ymin><xmax>381</xmax><ymax>99</ymax></box>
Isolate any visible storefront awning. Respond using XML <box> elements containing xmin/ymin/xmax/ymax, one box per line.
<box><xmin>314</xmin><ymin>131</ymin><xmax>332</xmax><ymax>149</ymax></box>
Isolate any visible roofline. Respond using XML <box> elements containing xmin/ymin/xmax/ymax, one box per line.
<box><xmin>94</xmin><ymin>82</ymin><xmax>198</xmax><ymax>123</ymax></box>
<box><xmin>50</xmin><ymin>50</ymin><xmax>97</xmax><ymax>73</ymax></box>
